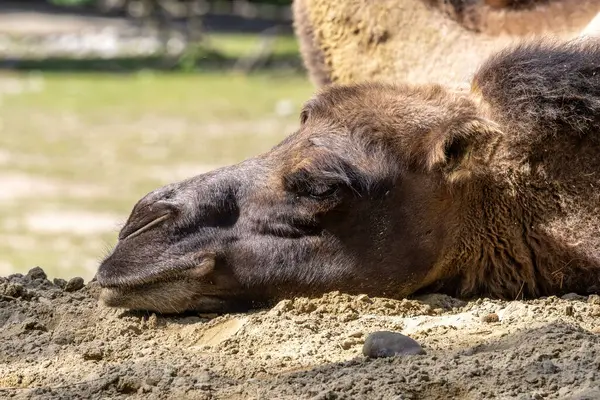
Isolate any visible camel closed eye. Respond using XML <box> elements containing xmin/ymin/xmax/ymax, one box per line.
<box><xmin>123</xmin><ymin>213</ymin><xmax>171</xmax><ymax>240</ymax></box>
<box><xmin>307</xmin><ymin>184</ymin><xmax>338</xmax><ymax>199</ymax></box>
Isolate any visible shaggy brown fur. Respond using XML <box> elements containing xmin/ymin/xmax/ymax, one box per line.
<box><xmin>293</xmin><ymin>0</ymin><xmax>600</xmax><ymax>87</ymax></box>
<box><xmin>96</xmin><ymin>39</ymin><xmax>600</xmax><ymax>314</ymax></box>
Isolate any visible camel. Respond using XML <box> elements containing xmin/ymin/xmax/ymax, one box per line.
<box><xmin>96</xmin><ymin>38</ymin><xmax>600</xmax><ymax>313</ymax></box>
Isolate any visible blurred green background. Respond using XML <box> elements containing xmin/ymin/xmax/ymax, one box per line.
<box><xmin>0</xmin><ymin>0</ymin><xmax>314</xmax><ymax>280</ymax></box>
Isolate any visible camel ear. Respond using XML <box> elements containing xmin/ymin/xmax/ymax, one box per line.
<box><xmin>426</xmin><ymin>118</ymin><xmax>503</xmax><ymax>182</ymax></box>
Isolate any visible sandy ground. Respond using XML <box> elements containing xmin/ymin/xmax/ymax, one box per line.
<box><xmin>2</xmin><ymin>268</ymin><xmax>600</xmax><ymax>400</ymax></box>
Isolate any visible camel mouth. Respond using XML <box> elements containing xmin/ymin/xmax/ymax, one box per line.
<box><xmin>98</xmin><ymin>285</ymin><xmax>244</xmax><ymax>314</ymax></box>
<box><xmin>98</xmin><ymin>286</ymin><xmax>133</xmax><ymax>308</ymax></box>
<box><xmin>96</xmin><ymin>250</ymin><xmax>217</xmax><ymax>290</ymax></box>
<box><xmin>96</xmin><ymin>269</ymin><xmax>179</xmax><ymax>290</ymax></box>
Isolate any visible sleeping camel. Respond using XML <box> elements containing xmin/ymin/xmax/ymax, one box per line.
<box><xmin>96</xmin><ymin>38</ymin><xmax>600</xmax><ymax>313</ymax></box>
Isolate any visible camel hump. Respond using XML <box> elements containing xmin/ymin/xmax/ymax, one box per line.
<box><xmin>474</xmin><ymin>38</ymin><xmax>600</xmax><ymax>139</ymax></box>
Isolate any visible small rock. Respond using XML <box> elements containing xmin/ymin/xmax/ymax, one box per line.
<box><xmin>195</xmin><ymin>371</ymin><xmax>211</xmax><ymax>383</ymax></box>
<box><xmin>565</xmin><ymin>305</ymin><xmax>574</xmax><ymax>316</ymax></box>
<box><xmin>270</xmin><ymin>299</ymin><xmax>293</xmax><ymax>315</ymax></box>
<box><xmin>348</xmin><ymin>331</ymin><xmax>364</xmax><ymax>338</ymax></box>
<box><xmin>137</xmin><ymin>384</ymin><xmax>153</xmax><ymax>394</ymax></box>
<box><xmin>27</xmin><ymin>267</ymin><xmax>47</xmax><ymax>280</ymax></box>
<box><xmin>120</xmin><ymin>324</ymin><xmax>142</xmax><ymax>335</ymax></box>
<box><xmin>52</xmin><ymin>331</ymin><xmax>74</xmax><ymax>345</ymax></box>
<box><xmin>53</xmin><ymin>278</ymin><xmax>67</xmax><ymax>289</ymax></box>
<box><xmin>339</xmin><ymin>311</ymin><xmax>358</xmax><ymax>322</ymax></box>
<box><xmin>2</xmin><ymin>283</ymin><xmax>25</xmax><ymax>298</ymax></box>
<box><xmin>481</xmin><ymin>313</ymin><xmax>500</xmax><ymax>323</ymax></box>
<box><xmin>147</xmin><ymin>313</ymin><xmax>158</xmax><ymax>329</ymax></box>
<box><xmin>356</xmin><ymin>294</ymin><xmax>372</xmax><ymax>303</ymax></box>
<box><xmin>82</xmin><ymin>346</ymin><xmax>104</xmax><ymax>361</ymax></box>
<box><xmin>340</xmin><ymin>340</ymin><xmax>354</xmax><ymax>350</ymax></box>
<box><xmin>363</xmin><ymin>331</ymin><xmax>425</xmax><ymax>358</ymax></box>
<box><xmin>22</xmin><ymin>318</ymin><xmax>47</xmax><ymax>332</ymax></box>
<box><xmin>589</xmin><ymin>306</ymin><xmax>600</xmax><ymax>317</ymax></box>
<box><xmin>588</xmin><ymin>295</ymin><xmax>600</xmax><ymax>305</ymax></box>
<box><xmin>65</xmin><ymin>277</ymin><xmax>85</xmax><ymax>292</ymax></box>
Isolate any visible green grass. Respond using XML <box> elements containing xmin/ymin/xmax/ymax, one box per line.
<box><xmin>207</xmin><ymin>33</ymin><xmax>300</xmax><ymax>59</ymax></box>
<box><xmin>0</xmin><ymin>70</ymin><xmax>314</xmax><ymax>280</ymax></box>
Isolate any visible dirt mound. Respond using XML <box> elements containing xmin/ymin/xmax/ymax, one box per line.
<box><xmin>2</xmin><ymin>267</ymin><xmax>600</xmax><ymax>399</ymax></box>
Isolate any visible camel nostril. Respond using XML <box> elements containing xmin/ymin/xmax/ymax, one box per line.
<box><xmin>123</xmin><ymin>213</ymin><xmax>171</xmax><ymax>240</ymax></box>
<box><xmin>196</xmin><ymin>191</ymin><xmax>240</xmax><ymax>229</ymax></box>
<box><xmin>118</xmin><ymin>203</ymin><xmax>175</xmax><ymax>241</ymax></box>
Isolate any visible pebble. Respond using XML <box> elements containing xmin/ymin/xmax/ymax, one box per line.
<box><xmin>53</xmin><ymin>278</ymin><xmax>67</xmax><ymax>289</ymax></box>
<box><xmin>363</xmin><ymin>331</ymin><xmax>425</xmax><ymax>358</ymax></box>
<box><xmin>147</xmin><ymin>313</ymin><xmax>158</xmax><ymax>329</ymax></box>
<box><xmin>565</xmin><ymin>305</ymin><xmax>574</xmax><ymax>316</ymax></box>
<box><xmin>22</xmin><ymin>318</ymin><xmax>47</xmax><ymax>332</ymax></box>
<box><xmin>588</xmin><ymin>295</ymin><xmax>600</xmax><ymax>305</ymax></box>
<box><xmin>356</xmin><ymin>294</ymin><xmax>372</xmax><ymax>303</ymax></box>
<box><xmin>65</xmin><ymin>277</ymin><xmax>85</xmax><ymax>292</ymax></box>
<box><xmin>481</xmin><ymin>313</ymin><xmax>500</xmax><ymax>323</ymax></box>
<box><xmin>82</xmin><ymin>346</ymin><xmax>104</xmax><ymax>361</ymax></box>
<box><xmin>340</xmin><ymin>340</ymin><xmax>354</xmax><ymax>350</ymax></box>
<box><xmin>195</xmin><ymin>371</ymin><xmax>211</xmax><ymax>383</ymax></box>
<box><xmin>27</xmin><ymin>266</ymin><xmax>47</xmax><ymax>281</ymax></box>
<box><xmin>3</xmin><ymin>283</ymin><xmax>24</xmax><ymax>298</ymax></box>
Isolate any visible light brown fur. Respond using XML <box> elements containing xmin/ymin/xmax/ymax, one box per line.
<box><xmin>293</xmin><ymin>0</ymin><xmax>600</xmax><ymax>86</ymax></box>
